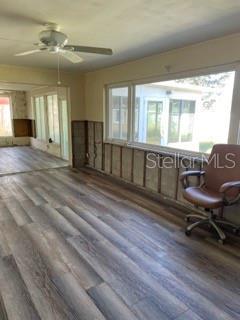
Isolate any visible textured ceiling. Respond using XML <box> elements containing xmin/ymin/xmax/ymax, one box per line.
<box><xmin>0</xmin><ymin>0</ymin><xmax>240</xmax><ymax>71</ymax></box>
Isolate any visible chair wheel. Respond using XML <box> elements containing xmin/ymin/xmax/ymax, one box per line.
<box><xmin>185</xmin><ymin>230</ymin><xmax>191</xmax><ymax>236</ymax></box>
<box><xmin>218</xmin><ymin>239</ymin><xmax>225</xmax><ymax>245</ymax></box>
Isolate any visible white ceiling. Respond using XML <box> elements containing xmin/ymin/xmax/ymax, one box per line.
<box><xmin>0</xmin><ymin>0</ymin><xmax>240</xmax><ymax>71</ymax></box>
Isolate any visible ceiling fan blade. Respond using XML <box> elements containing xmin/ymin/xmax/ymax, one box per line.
<box><xmin>59</xmin><ymin>50</ymin><xmax>83</xmax><ymax>63</ymax></box>
<box><xmin>64</xmin><ymin>45</ymin><xmax>113</xmax><ymax>55</ymax></box>
<box><xmin>15</xmin><ymin>49</ymin><xmax>42</xmax><ymax>56</ymax></box>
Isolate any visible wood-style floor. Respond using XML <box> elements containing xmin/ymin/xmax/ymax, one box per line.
<box><xmin>0</xmin><ymin>146</ymin><xmax>68</xmax><ymax>175</ymax></box>
<box><xmin>0</xmin><ymin>166</ymin><xmax>240</xmax><ymax>320</ymax></box>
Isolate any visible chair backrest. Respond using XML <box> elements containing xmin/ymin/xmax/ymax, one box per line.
<box><xmin>205</xmin><ymin>144</ymin><xmax>240</xmax><ymax>193</ymax></box>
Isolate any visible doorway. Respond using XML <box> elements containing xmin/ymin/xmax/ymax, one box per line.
<box><xmin>33</xmin><ymin>87</ymin><xmax>70</xmax><ymax>161</ymax></box>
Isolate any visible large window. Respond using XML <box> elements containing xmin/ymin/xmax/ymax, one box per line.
<box><xmin>35</xmin><ymin>96</ymin><xmax>46</xmax><ymax>140</ymax></box>
<box><xmin>0</xmin><ymin>97</ymin><xmax>12</xmax><ymax>137</ymax></box>
<box><xmin>106</xmin><ymin>70</ymin><xmax>235</xmax><ymax>153</ymax></box>
<box><xmin>47</xmin><ymin>94</ymin><xmax>60</xmax><ymax>144</ymax></box>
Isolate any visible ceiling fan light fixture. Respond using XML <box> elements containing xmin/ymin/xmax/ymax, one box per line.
<box><xmin>39</xmin><ymin>30</ymin><xmax>68</xmax><ymax>47</ymax></box>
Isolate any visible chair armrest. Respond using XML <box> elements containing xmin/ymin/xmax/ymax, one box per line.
<box><xmin>180</xmin><ymin>171</ymin><xmax>205</xmax><ymax>189</ymax></box>
<box><xmin>219</xmin><ymin>181</ymin><xmax>240</xmax><ymax>193</ymax></box>
<box><xmin>219</xmin><ymin>181</ymin><xmax>240</xmax><ymax>205</ymax></box>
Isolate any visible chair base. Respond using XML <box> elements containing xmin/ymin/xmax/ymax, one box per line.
<box><xmin>185</xmin><ymin>213</ymin><xmax>240</xmax><ymax>244</ymax></box>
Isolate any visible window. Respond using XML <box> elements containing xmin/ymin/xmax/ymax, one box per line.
<box><xmin>107</xmin><ymin>87</ymin><xmax>129</xmax><ymax>140</ymax></box>
<box><xmin>47</xmin><ymin>95</ymin><xmax>60</xmax><ymax>144</ymax></box>
<box><xmin>106</xmin><ymin>70</ymin><xmax>235</xmax><ymax>153</ymax></box>
<box><xmin>146</xmin><ymin>101</ymin><xmax>163</xmax><ymax>144</ymax></box>
<box><xmin>35</xmin><ymin>96</ymin><xmax>46</xmax><ymax>140</ymax></box>
<box><xmin>0</xmin><ymin>97</ymin><xmax>12</xmax><ymax>137</ymax></box>
<box><xmin>168</xmin><ymin>99</ymin><xmax>195</xmax><ymax>143</ymax></box>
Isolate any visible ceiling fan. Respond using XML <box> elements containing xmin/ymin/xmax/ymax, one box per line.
<box><xmin>14</xmin><ymin>23</ymin><xmax>113</xmax><ymax>63</ymax></box>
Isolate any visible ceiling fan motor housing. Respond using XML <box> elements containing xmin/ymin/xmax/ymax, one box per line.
<box><xmin>39</xmin><ymin>30</ymin><xmax>68</xmax><ymax>47</ymax></box>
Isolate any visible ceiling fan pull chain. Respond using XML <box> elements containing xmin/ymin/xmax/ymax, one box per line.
<box><xmin>57</xmin><ymin>52</ymin><xmax>61</xmax><ymax>85</ymax></box>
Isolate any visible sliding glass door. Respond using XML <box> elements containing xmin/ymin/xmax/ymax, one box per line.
<box><xmin>35</xmin><ymin>96</ymin><xmax>46</xmax><ymax>141</ymax></box>
<box><xmin>59</xmin><ymin>99</ymin><xmax>69</xmax><ymax>160</ymax></box>
<box><xmin>47</xmin><ymin>94</ymin><xmax>60</xmax><ymax>144</ymax></box>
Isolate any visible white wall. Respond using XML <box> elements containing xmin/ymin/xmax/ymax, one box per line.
<box><xmin>10</xmin><ymin>91</ymin><xmax>27</xmax><ymax>119</ymax></box>
<box><xmin>0</xmin><ymin>64</ymin><xmax>85</xmax><ymax>121</ymax></box>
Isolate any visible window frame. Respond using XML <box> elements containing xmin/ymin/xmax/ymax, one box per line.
<box><xmin>168</xmin><ymin>98</ymin><xmax>196</xmax><ymax>144</ymax></box>
<box><xmin>105</xmin><ymin>83</ymin><xmax>132</xmax><ymax>144</ymax></box>
<box><xmin>105</xmin><ymin>65</ymin><xmax>238</xmax><ymax>155</ymax></box>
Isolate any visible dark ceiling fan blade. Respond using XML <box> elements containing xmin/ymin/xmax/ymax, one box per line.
<box><xmin>64</xmin><ymin>45</ymin><xmax>113</xmax><ymax>55</ymax></box>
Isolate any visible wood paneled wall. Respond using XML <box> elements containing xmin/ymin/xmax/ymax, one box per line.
<box><xmin>71</xmin><ymin>120</ymin><xmax>240</xmax><ymax>223</ymax></box>
<box><xmin>13</xmin><ymin>119</ymin><xmax>35</xmax><ymax>137</ymax></box>
<box><xmin>72</xmin><ymin>121</ymin><xmax>87</xmax><ymax>168</ymax></box>
<box><xmin>72</xmin><ymin>120</ymin><xmax>203</xmax><ymax>207</ymax></box>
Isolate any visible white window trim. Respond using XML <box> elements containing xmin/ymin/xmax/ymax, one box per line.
<box><xmin>105</xmin><ymin>83</ymin><xmax>132</xmax><ymax>143</ymax></box>
<box><xmin>105</xmin><ymin>66</ymin><xmax>239</xmax><ymax>156</ymax></box>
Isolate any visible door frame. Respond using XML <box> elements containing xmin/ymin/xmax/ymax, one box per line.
<box><xmin>32</xmin><ymin>86</ymin><xmax>71</xmax><ymax>163</ymax></box>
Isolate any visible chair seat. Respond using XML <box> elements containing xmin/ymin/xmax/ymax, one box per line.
<box><xmin>183</xmin><ymin>187</ymin><xmax>223</xmax><ymax>209</ymax></box>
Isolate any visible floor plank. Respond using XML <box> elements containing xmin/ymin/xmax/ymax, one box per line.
<box><xmin>0</xmin><ymin>255</ymin><xmax>41</xmax><ymax>320</ymax></box>
<box><xmin>23</xmin><ymin>222</ymin><xmax>103</xmax><ymax>290</ymax></box>
<box><xmin>88</xmin><ymin>282</ymin><xmax>139</xmax><ymax>320</ymax></box>
<box><xmin>1</xmin><ymin>221</ymin><xmax>82</xmax><ymax>320</ymax></box>
<box><xmin>0</xmin><ymin>146</ymin><xmax>68</xmax><ymax>175</ymax></box>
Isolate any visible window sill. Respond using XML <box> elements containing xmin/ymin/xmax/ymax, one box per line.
<box><xmin>104</xmin><ymin>139</ymin><xmax>128</xmax><ymax>147</ymax></box>
<box><xmin>104</xmin><ymin>139</ymin><xmax>209</xmax><ymax>162</ymax></box>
